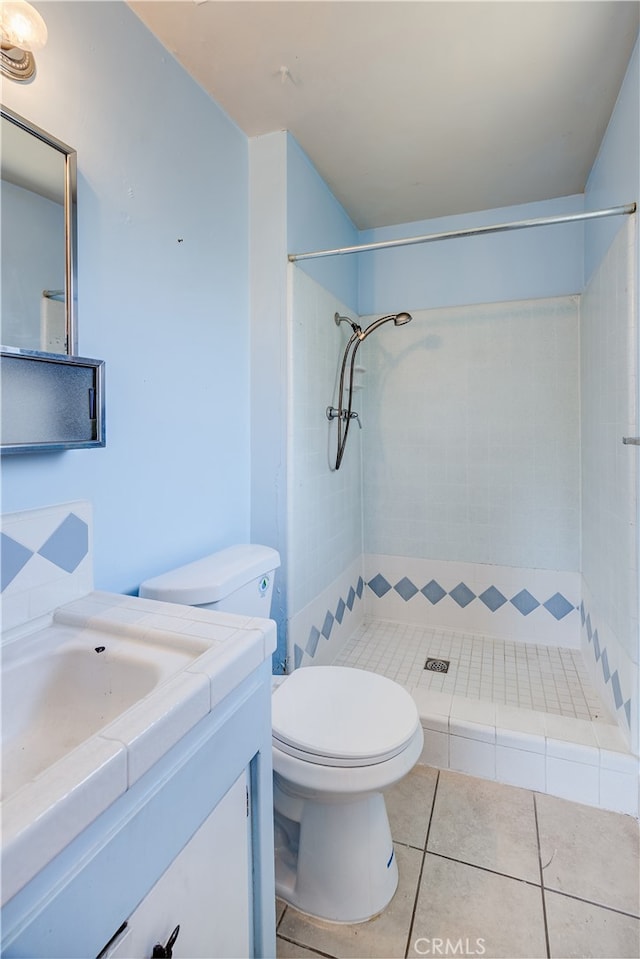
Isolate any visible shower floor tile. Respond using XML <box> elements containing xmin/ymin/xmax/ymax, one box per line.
<box><xmin>334</xmin><ymin>620</ymin><xmax>611</xmax><ymax>722</ymax></box>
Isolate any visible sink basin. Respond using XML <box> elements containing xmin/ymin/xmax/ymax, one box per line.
<box><xmin>0</xmin><ymin>588</ymin><xmax>275</xmax><ymax>910</ymax></box>
<box><xmin>1</xmin><ymin>621</ymin><xmax>206</xmax><ymax>799</ymax></box>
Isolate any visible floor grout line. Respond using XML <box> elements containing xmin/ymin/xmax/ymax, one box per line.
<box><xmin>533</xmin><ymin>792</ymin><xmax>552</xmax><ymax>959</ymax></box>
<box><xmin>404</xmin><ymin>769</ymin><xmax>440</xmax><ymax>958</ymax></box>
<box><xmin>276</xmin><ymin>933</ymin><xmax>337</xmax><ymax>958</ymax></box>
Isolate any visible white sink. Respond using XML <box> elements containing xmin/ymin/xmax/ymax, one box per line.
<box><xmin>1</xmin><ymin>590</ymin><xmax>275</xmax><ymax>907</ymax></box>
<box><xmin>1</xmin><ymin>622</ymin><xmax>205</xmax><ymax>799</ymax></box>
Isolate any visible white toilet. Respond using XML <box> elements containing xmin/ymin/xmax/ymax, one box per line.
<box><xmin>139</xmin><ymin>546</ymin><xmax>424</xmax><ymax>925</ymax></box>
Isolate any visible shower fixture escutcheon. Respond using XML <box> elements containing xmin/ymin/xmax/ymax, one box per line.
<box><xmin>330</xmin><ymin>311</ymin><xmax>412</xmax><ymax>470</ymax></box>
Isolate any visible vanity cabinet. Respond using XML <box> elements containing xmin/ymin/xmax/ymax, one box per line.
<box><xmin>1</xmin><ymin>661</ymin><xmax>276</xmax><ymax>959</ymax></box>
<box><xmin>100</xmin><ymin>773</ymin><xmax>251</xmax><ymax>958</ymax></box>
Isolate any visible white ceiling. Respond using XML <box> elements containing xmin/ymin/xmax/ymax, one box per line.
<box><xmin>129</xmin><ymin>0</ymin><xmax>639</xmax><ymax>230</ymax></box>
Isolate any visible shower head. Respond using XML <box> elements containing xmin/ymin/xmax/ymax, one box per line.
<box><xmin>360</xmin><ymin>311</ymin><xmax>413</xmax><ymax>340</ymax></box>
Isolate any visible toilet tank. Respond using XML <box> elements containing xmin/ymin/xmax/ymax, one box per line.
<box><xmin>139</xmin><ymin>545</ymin><xmax>280</xmax><ymax>617</ymax></box>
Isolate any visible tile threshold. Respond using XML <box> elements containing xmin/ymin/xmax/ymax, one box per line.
<box><xmin>407</xmin><ymin>685</ymin><xmax>639</xmax><ymax>817</ymax></box>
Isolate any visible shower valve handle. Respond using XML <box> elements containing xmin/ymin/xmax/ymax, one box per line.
<box><xmin>326</xmin><ymin>406</ymin><xmax>362</xmax><ymax>428</ymax></box>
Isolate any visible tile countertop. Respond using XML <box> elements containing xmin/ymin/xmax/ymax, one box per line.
<box><xmin>1</xmin><ymin>590</ymin><xmax>277</xmax><ymax>907</ymax></box>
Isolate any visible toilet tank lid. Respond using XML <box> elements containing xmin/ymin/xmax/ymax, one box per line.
<box><xmin>139</xmin><ymin>544</ymin><xmax>280</xmax><ymax>606</ymax></box>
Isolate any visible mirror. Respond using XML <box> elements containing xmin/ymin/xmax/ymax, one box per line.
<box><xmin>1</xmin><ymin>106</ymin><xmax>77</xmax><ymax>355</ymax></box>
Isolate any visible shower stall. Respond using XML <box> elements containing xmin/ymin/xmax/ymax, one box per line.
<box><xmin>285</xmin><ymin>203</ymin><xmax>639</xmax><ymax>816</ymax></box>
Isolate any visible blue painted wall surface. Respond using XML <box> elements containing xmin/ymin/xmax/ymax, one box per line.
<box><xmin>286</xmin><ymin>135</ymin><xmax>359</xmax><ymax>311</ymax></box>
<box><xmin>1</xmin><ymin>1</ymin><xmax>251</xmax><ymax>595</ymax></box>
<box><xmin>585</xmin><ymin>36</ymin><xmax>639</xmax><ymax>280</ymax></box>
<box><xmin>358</xmin><ymin>195</ymin><xmax>585</xmax><ymax>316</ymax></box>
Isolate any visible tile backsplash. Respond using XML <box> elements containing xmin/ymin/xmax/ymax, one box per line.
<box><xmin>1</xmin><ymin>502</ymin><xmax>93</xmax><ymax>634</ymax></box>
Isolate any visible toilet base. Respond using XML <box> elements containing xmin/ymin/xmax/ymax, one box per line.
<box><xmin>274</xmin><ymin>783</ymin><xmax>398</xmax><ymax>923</ymax></box>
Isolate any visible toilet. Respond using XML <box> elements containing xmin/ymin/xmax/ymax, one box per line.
<box><xmin>139</xmin><ymin>546</ymin><xmax>424</xmax><ymax>925</ymax></box>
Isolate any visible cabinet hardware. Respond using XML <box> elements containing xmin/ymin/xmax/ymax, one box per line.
<box><xmin>151</xmin><ymin>924</ymin><xmax>180</xmax><ymax>958</ymax></box>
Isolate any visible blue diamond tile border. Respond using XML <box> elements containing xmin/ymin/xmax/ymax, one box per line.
<box><xmin>581</xmin><ymin>600</ymin><xmax>633</xmax><ymax>730</ymax></box>
<box><xmin>1</xmin><ymin>533</ymin><xmax>34</xmax><ymax>591</ymax></box>
<box><xmin>422</xmin><ymin>580</ymin><xmax>446</xmax><ymax>604</ymax></box>
<box><xmin>365</xmin><ymin>572</ymin><xmax>576</xmax><ymax>624</ymax></box>
<box><xmin>368</xmin><ymin>574</ymin><xmax>392</xmax><ymax>598</ymax></box>
<box><xmin>38</xmin><ymin>513</ymin><xmax>89</xmax><ymax>573</ymax></box>
<box><xmin>510</xmin><ymin>589</ymin><xmax>540</xmax><ymax>616</ymax></box>
<box><xmin>321</xmin><ymin>610</ymin><xmax>334</xmax><ymax>640</ymax></box>
<box><xmin>449</xmin><ymin>582</ymin><xmax>476</xmax><ymax>608</ymax></box>
<box><xmin>479</xmin><ymin>585</ymin><xmax>507</xmax><ymax>612</ymax></box>
<box><xmin>295</xmin><ymin>573</ymin><xmax>366</xmax><ymax>667</ymax></box>
<box><xmin>544</xmin><ymin>592</ymin><xmax>575</xmax><ymax>621</ymax></box>
<box><xmin>306</xmin><ymin>626</ymin><xmax>321</xmax><ymax>658</ymax></box>
<box><xmin>395</xmin><ymin>576</ymin><xmax>418</xmax><ymax>601</ymax></box>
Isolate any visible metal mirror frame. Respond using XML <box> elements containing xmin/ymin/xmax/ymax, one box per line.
<box><xmin>1</xmin><ymin>104</ymin><xmax>78</xmax><ymax>355</ymax></box>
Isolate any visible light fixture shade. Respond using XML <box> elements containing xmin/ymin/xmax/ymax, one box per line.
<box><xmin>0</xmin><ymin>1</ymin><xmax>48</xmax><ymax>52</ymax></box>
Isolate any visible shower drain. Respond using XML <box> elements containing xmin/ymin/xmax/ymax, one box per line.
<box><xmin>424</xmin><ymin>658</ymin><xmax>450</xmax><ymax>673</ymax></box>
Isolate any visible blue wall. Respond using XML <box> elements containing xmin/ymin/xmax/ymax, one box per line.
<box><xmin>585</xmin><ymin>37</ymin><xmax>639</xmax><ymax>280</ymax></box>
<box><xmin>286</xmin><ymin>135</ymin><xmax>359</xmax><ymax>312</ymax></box>
<box><xmin>357</xmin><ymin>195</ymin><xmax>585</xmax><ymax>316</ymax></box>
<box><xmin>1</xmin><ymin>1</ymin><xmax>251</xmax><ymax>595</ymax></box>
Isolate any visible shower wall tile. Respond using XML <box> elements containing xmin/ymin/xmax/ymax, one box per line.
<box><xmin>1</xmin><ymin>501</ymin><xmax>93</xmax><ymax>633</ymax></box>
<box><xmin>581</xmin><ymin>578</ymin><xmax>637</xmax><ymax>754</ymax></box>
<box><xmin>361</xmin><ymin>296</ymin><xmax>580</xmax><ymax>573</ymax></box>
<box><xmin>580</xmin><ymin>220</ymin><xmax>639</xmax><ymax>755</ymax></box>
<box><xmin>364</xmin><ymin>553</ymin><xmax>580</xmax><ymax>647</ymax></box>
<box><xmin>288</xmin><ymin>268</ymin><xmax>364</xmax><ymax>661</ymax></box>
<box><xmin>288</xmin><ymin>556</ymin><xmax>365</xmax><ymax>670</ymax></box>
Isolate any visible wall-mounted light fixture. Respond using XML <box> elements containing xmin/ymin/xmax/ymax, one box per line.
<box><xmin>0</xmin><ymin>1</ymin><xmax>47</xmax><ymax>81</ymax></box>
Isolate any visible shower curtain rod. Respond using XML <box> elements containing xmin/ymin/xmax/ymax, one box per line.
<box><xmin>288</xmin><ymin>202</ymin><xmax>636</xmax><ymax>262</ymax></box>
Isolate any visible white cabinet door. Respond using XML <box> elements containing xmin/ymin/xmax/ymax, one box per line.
<box><xmin>101</xmin><ymin>771</ymin><xmax>251</xmax><ymax>959</ymax></box>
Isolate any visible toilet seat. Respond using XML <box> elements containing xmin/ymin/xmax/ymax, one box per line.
<box><xmin>272</xmin><ymin>666</ymin><xmax>420</xmax><ymax>767</ymax></box>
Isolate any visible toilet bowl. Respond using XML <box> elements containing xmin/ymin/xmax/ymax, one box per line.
<box><xmin>272</xmin><ymin>665</ymin><xmax>423</xmax><ymax>923</ymax></box>
<box><xmin>139</xmin><ymin>546</ymin><xmax>423</xmax><ymax>924</ymax></box>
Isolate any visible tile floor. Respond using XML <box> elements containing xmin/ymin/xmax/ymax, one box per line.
<box><xmin>275</xmin><ymin>765</ymin><xmax>640</xmax><ymax>959</ymax></box>
<box><xmin>335</xmin><ymin>622</ymin><xmax>609</xmax><ymax>721</ymax></box>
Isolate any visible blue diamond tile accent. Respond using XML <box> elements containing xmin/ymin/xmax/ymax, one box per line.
<box><xmin>335</xmin><ymin>597</ymin><xmax>346</xmax><ymax>624</ymax></box>
<box><xmin>346</xmin><ymin>586</ymin><xmax>356</xmax><ymax>611</ymax></box>
<box><xmin>368</xmin><ymin>574</ymin><xmax>392</xmax><ymax>598</ymax></box>
<box><xmin>395</xmin><ymin>577</ymin><xmax>418</xmax><ymax>601</ymax></box>
<box><xmin>593</xmin><ymin>629</ymin><xmax>601</xmax><ymax>661</ymax></box>
<box><xmin>321</xmin><ymin>610</ymin><xmax>334</xmax><ymax>640</ymax></box>
<box><xmin>38</xmin><ymin>513</ymin><xmax>88</xmax><ymax>573</ymax></box>
<box><xmin>611</xmin><ymin>671</ymin><xmax>623</xmax><ymax>710</ymax></box>
<box><xmin>586</xmin><ymin>614</ymin><xmax>593</xmax><ymax>642</ymax></box>
<box><xmin>356</xmin><ymin>576</ymin><xmax>364</xmax><ymax>598</ymax></box>
<box><xmin>510</xmin><ymin>589</ymin><xmax>540</xmax><ymax>616</ymax></box>
<box><xmin>543</xmin><ymin>593</ymin><xmax>575</xmax><ymax>621</ymax></box>
<box><xmin>306</xmin><ymin>626</ymin><xmax>321</xmax><ymax>658</ymax></box>
<box><xmin>601</xmin><ymin>648</ymin><xmax>610</xmax><ymax>684</ymax></box>
<box><xmin>624</xmin><ymin>699</ymin><xmax>631</xmax><ymax>727</ymax></box>
<box><xmin>449</xmin><ymin>582</ymin><xmax>476</xmax><ymax>608</ymax></box>
<box><xmin>580</xmin><ymin>601</ymin><xmax>585</xmax><ymax>626</ymax></box>
<box><xmin>294</xmin><ymin>644</ymin><xmax>304</xmax><ymax>669</ymax></box>
<box><xmin>421</xmin><ymin>580</ymin><xmax>446</xmax><ymax>604</ymax></box>
<box><xmin>1</xmin><ymin>534</ymin><xmax>34</xmax><ymax>591</ymax></box>
<box><xmin>479</xmin><ymin>586</ymin><xmax>507</xmax><ymax>612</ymax></box>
